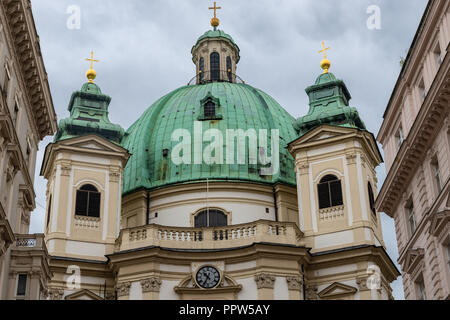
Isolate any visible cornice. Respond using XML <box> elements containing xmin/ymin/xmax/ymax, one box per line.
<box><xmin>1</xmin><ymin>0</ymin><xmax>57</xmax><ymax>140</ymax></box>
<box><xmin>376</xmin><ymin>52</ymin><xmax>450</xmax><ymax>216</ymax></box>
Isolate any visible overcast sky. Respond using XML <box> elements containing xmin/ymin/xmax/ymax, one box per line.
<box><xmin>29</xmin><ymin>0</ymin><xmax>429</xmax><ymax>300</ymax></box>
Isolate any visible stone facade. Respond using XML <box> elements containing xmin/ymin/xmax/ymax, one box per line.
<box><xmin>0</xmin><ymin>0</ymin><xmax>57</xmax><ymax>300</ymax></box>
<box><xmin>376</xmin><ymin>0</ymin><xmax>450</xmax><ymax>300</ymax></box>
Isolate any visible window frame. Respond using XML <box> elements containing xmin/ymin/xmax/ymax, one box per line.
<box><xmin>368</xmin><ymin>182</ymin><xmax>376</xmax><ymax>216</ymax></box>
<box><xmin>75</xmin><ymin>184</ymin><xmax>101</xmax><ymax>218</ymax></box>
<box><xmin>406</xmin><ymin>200</ymin><xmax>416</xmax><ymax>237</ymax></box>
<box><xmin>317</xmin><ymin>174</ymin><xmax>344</xmax><ymax>210</ymax></box>
<box><xmin>16</xmin><ymin>274</ymin><xmax>27</xmax><ymax>297</ymax></box>
<box><xmin>210</xmin><ymin>52</ymin><xmax>220</xmax><ymax>82</ymax></box>
<box><xmin>193</xmin><ymin>208</ymin><xmax>229</xmax><ymax>228</ymax></box>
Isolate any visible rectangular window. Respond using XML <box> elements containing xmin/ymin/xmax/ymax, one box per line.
<box><xmin>16</xmin><ymin>274</ymin><xmax>27</xmax><ymax>296</ymax></box>
<box><xmin>407</xmin><ymin>202</ymin><xmax>416</xmax><ymax>236</ymax></box>
<box><xmin>431</xmin><ymin>158</ymin><xmax>442</xmax><ymax>194</ymax></box>
<box><xmin>434</xmin><ymin>44</ymin><xmax>442</xmax><ymax>66</ymax></box>
<box><xmin>416</xmin><ymin>278</ymin><xmax>427</xmax><ymax>300</ymax></box>
<box><xmin>12</xmin><ymin>102</ymin><xmax>19</xmax><ymax>126</ymax></box>
<box><xmin>2</xmin><ymin>63</ymin><xmax>10</xmax><ymax>97</ymax></box>
<box><xmin>447</xmin><ymin>245</ymin><xmax>450</xmax><ymax>271</ymax></box>
<box><xmin>396</xmin><ymin>127</ymin><xmax>404</xmax><ymax>150</ymax></box>
<box><xmin>419</xmin><ymin>80</ymin><xmax>426</xmax><ymax>102</ymax></box>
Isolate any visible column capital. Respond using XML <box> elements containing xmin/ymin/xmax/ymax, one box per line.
<box><xmin>140</xmin><ymin>277</ymin><xmax>162</xmax><ymax>293</ymax></box>
<box><xmin>286</xmin><ymin>276</ymin><xmax>303</xmax><ymax>291</ymax></box>
<box><xmin>254</xmin><ymin>273</ymin><xmax>276</xmax><ymax>289</ymax></box>
<box><xmin>116</xmin><ymin>281</ymin><xmax>131</xmax><ymax>297</ymax></box>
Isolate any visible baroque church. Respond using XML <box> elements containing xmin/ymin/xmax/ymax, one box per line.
<box><xmin>40</xmin><ymin>5</ymin><xmax>400</xmax><ymax>300</ymax></box>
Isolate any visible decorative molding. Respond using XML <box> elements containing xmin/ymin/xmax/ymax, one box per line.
<box><xmin>48</xmin><ymin>289</ymin><xmax>64</xmax><ymax>300</ymax></box>
<box><xmin>305</xmin><ymin>284</ymin><xmax>318</xmax><ymax>300</ymax></box>
<box><xmin>116</xmin><ymin>282</ymin><xmax>131</xmax><ymax>297</ymax></box>
<box><xmin>140</xmin><ymin>277</ymin><xmax>162</xmax><ymax>293</ymax></box>
<box><xmin>356</xmin><ymin>277</ymin><xmax>369</xmax><ymax>291</ymax></box>
<box><xmin>254</xmin><ymin>273</ymin><xmax>275</xmax><ymax>289</ymax></box>
<box><xmin>286</xmin><ymin>276</ymin><xmax>303</xmax><ymax>291</ymax></box>
<box><xmin>318</xmin><ymin>282</ymin><xmax>357</xmax><ymax>299</ymax></box>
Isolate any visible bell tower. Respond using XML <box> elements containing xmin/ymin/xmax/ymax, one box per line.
<box><xmin>288</xmin><ymin>44</ymin><xmax>398</xmax><ymax>299</ymax></box>
<box><xmin>41</xmin><ymin>54</ymin><xmax>129</xmax><ymax>263</ymax></box>
<box><xmin>191</xmin><ymin>2</ymin><xmax>240</xmax><ymax>84</ymax></box>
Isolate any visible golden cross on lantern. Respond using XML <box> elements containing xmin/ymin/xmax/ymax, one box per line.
<box><xmin>85</xmin><ymin>51</ymin><xmax>99</xmax><ymax>83</ymax></box>
<box><xmin>318</xmin><ymin>41</ymin><xmax>331</xmax><ymax>59</ymax></box>
<box><xmin>85</xmin><ymin>51</ymin><xmax>99</xmax><ymax>70</ymax></box>
<box><xmin>209</xmin><ymin>1</ymin><xmax>221</xmax><ymax>18</ymax></box>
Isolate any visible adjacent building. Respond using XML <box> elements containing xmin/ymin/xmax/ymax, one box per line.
<box><xmin>376</xmin><ymin>0</ymin><xmax>450</xmax><ymax>300</ymax></box>
<box><xmin>0</xmin><ymin>0</ymin><xmax>57</xmax><ymax>300</ymax></box>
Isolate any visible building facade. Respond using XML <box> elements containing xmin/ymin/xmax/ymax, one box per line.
<box><xmin>38</xmin><ymin>12</ymin><xmax>399</xmax><ymax>300</ymax></box>
<box><xmin>376</xmin><ymin>0</ymin><xmax>450</xmax><ymax>300</ymax></box>
<box><xmin>0</xmin><ymin>0</ymin><xmax>57</xmax><ymax>300</ymax></box>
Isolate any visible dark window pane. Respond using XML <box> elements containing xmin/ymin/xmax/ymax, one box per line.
<box><xmin>330</xmin><ymin>180</ymin><xmax>343</xmax><ymax>207</ymax></box>
<box><xmin>199</xmin><ymin>57</ymin><xmax>204</xmax><ymax>82</ymax></box>
<box><xmin>47</xmin><ymin>196</ymin><xmax>52</xmax><ymax>228</ymax></box>
<box><xmin>204</xmin><ymin>101</ymin><xmax>216</xmax><ymax>118</ymax></box>
<box><xmin>210</xmin><ymin>52</ymin><xmax>220</xmax><ymax>81</ymax></box>
<box><xmin>318</xmin><ymin>183</ymin><xmax>331</xmax><ymax>209</ymax></box>
<box><xmin>320</xmin><ymin>175</ymin><xmax>338</xmax><ymax>183</ymax></box>
<box><xmin>80</xmin><ymin>184</ymin><xmax>98</xmax><ymax>192</ymax></box>
<box><xmin>195</xmin><ymin>211</ymin><xmax>208</xmax><ymax>228</ymax></box>
<box><xmin>17</xmin><ymin>274</ymin><xmax>27</xmax><ymax>296</ymax></box>
<box><xmin>75</xmin><ymin>191</ymin><xmax>88</xmax><ymax>216</ymax></box>
<box><xmin>226</xmin><ymin>56</ymin><xmax>232</xmax><ymax>82</ymax></box>
<box><xmin>212</xmin><ymin>210</ymin><xmax>227</xmax><ymax>227</ymax></box>
<box><xmin>88</xmin><ymin>192</ymin><xmax>101</xmax><ymax>217</ymax></box>
<box><xmin>368</xmin><ymin>183</ymin><xmax>376</xmax><ymax>215</ymax></box>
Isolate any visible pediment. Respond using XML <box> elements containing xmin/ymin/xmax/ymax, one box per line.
<box><xmin>291</xmin><ymin>125</ymin><xmax>354</xmax><ymax>146</ymax></box>
<box><xmin>318</xmin><ymin>282</ymin><xmax>357</xmax><ymax>299</ymax></box>
<box><xmin>65</xmin><ymin>289</ymin><xmax>103</xmax><ymax>300</ymax></box>
<box><xmin>403</xmin><ymin>248</ymin><xmax>425</xmax><ymax>274</ymax></box>
<box><xmin>429</xmin><ymin>209</ymin><xmax>450</xmax><ymax>238</ymax></box>
<box><xmin>60</xmin><ymin>134</ymin><xmax>127</xmax><ymax>154</ymax></box>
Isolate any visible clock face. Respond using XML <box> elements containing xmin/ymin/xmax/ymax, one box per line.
<box><xmin>196</xmin><ymin>266</ymin><xmax>221</xmax><ymax>289</ymax></box>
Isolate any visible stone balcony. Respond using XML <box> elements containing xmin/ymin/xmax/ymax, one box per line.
<box><xmin>116</xmin><ymin>220</ymin><xmax>304</xmax><ymax>252</ymax></box>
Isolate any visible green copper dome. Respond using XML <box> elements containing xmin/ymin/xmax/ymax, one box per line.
<box><xmin>294</xmin><ymin>72</ymin><xmax>366</xmax><ymax>136</ymax></box>
<box><xmin>121</xmin><ymin>82</ymin><xmax>298</xmax><ymax>195</ymax></box>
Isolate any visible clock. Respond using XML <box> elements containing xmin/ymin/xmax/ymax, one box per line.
<box><xmin>195</xmin><ymin>266</ymin><xmax>221</xmax><ymax>289</ymax></box>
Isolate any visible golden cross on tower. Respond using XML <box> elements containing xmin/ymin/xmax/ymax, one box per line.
<box><xmin>209</xmin><ymin>1</ymin><xmax>221</xmax><ymax>29</ymax></box>
<box><xmin>85</xmin><ymin>51</ymin><xmax>99</xmax><ymax>83</ymax></box>
<box><xmin>318</xmin><ymin>41</ymin><xmax>331</xmax><ymax>74</ymax></box>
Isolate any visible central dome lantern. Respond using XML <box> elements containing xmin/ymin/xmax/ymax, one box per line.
<box><xmin>191</xmin><ymin>2</ymin><xmax>241</xmax><ymax>84</ymax></box>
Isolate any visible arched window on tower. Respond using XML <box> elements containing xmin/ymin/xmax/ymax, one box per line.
<box><xmin>368</xmin><ymin>182</ymin><xmax>376</xmax><ymax>216</ymax></box>
<box><xmin>75</xmin><ymin>184</ymin><xmax>101</xmax><ymax>218</ymax></box>
<box><xmin>46</xmin><ymin>195</ymin><xmax>52</xmax><ymax>228</ymax></box>
<box><xmin>210</xmin><ymin>52</ymin><xmax>220</xmax><ymax>82</ymax></box>
<box><xmin>226</xmin><ymin>56</ymin><xmax>232</xmax><ymax>82</ymax></box>
<box><xmin>317</xmin><ymin>175</ymin><xmax>343</xmax><ymax>209</ymax></box>
<box><xmin>199</xmin><ymin>57</ymin><xmax>205</xmax><ymax>83</ymax></box>
<box><xmin>194</xmin><ymin>209</ymin><xmax>228</xmax><ymax>228</ymax></box>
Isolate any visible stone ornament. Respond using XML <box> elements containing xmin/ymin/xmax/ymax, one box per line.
<box><xmin>116</xmin><ymin>282</ymin><xmax>131</xmax><ymax>297</ymax></box>
<box><xmin>49</xmin><ymin>289</ymin><xmax>64</xmax><ymax>300</ymax></box>
<box><xmin>356</xmin><ymin>277</ymin><xmax>369</xmax><ymax>291</ymax></box>
<box><xmin>286</xmin><ymin>276</ymin><xmax>303</xmax><ymax>291</ymax></box>
<box><xmin>254</xmin><ymin>273</ymin><xmax>275</xmax><ymax>289</ymax></box>
<box><xmin>140</xmin><ymin>277</ymin><xmax>162</xmax><ymax>293</ymax></box>
<box><xmin>305</xmin><ymin>284</ymin><xmax>318</xmax><ymax>300</ymax></box>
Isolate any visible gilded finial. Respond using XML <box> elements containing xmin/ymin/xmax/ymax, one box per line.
<box><xmin>318</xmin><ymin>41</ymin><xmax>331</xmax><ymax>74</ymax></box>
<box><xmin>85</xmin><ymin>51</ymin><xmax>99</xmax><ymax>83</ymax></box>
<box><xmin>209</xmin><ymin>1</ymin><xmax>222</xmax><ymax>30</ymax></box>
